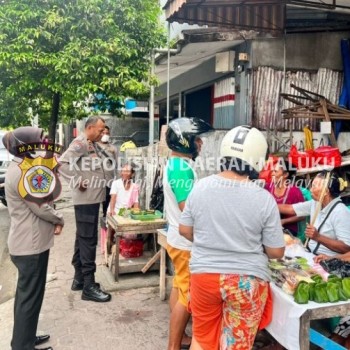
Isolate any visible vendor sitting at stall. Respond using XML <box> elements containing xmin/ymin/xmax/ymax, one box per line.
<box><xmin>279</xmin><ymin>171</ymin><xmax>350</xmax><ymax>256</ymax></box>
<box><xmin>265</xmin><ymin>159</ymin><xmax>305</xmax><ymax>237</ymax></box>
<box><xmin>108</xmin><ymin>162</ymin><xmax>139</xmax><ymax>216</ymax></box>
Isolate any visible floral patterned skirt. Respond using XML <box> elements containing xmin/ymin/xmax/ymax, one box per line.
<box><xmin>189</xmin><ymin>273</ymin><xmax>268</xmax><ymax>350</ymax></box>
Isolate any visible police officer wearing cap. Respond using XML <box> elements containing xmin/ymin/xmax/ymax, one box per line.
<box><xmin>4</xmin><ymin>126</ymin><xmax>64</xmax><ymax>350</ymax></box>
<box><xmin>59</xmin><ymin>116</ymin><xmax>111</xmax><ymax>302</ymax></box>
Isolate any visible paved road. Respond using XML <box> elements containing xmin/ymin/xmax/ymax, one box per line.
<box><xmin>0</xmin><ymin>175</ymin><xmax>177</xmax><ymax>350</ymax></box>
<box><xmin>0</xmin><ymin>205</ymin><xmax>172</xmax><ymax>350</ymax></box>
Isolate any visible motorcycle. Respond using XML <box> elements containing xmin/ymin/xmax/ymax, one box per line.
<box><xmin>0</xmin><ymin>172</ymin><xmax>6</xmax><ymax>206</ymax></box>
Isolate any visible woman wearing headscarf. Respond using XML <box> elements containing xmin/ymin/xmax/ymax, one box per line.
<box><xmin>3</xmin><ymin>126</ymin><xmax>64</xmax><ymax>350</ymax></box>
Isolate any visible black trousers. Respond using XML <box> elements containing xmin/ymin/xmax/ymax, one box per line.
<box><xmin>102</xmin><ymin>186</ymin><xmax>111</xmax><ymax>218</ymax></box>
<box><xmin>11</xmin><ymin>250</ymin><xmax>49</xmax><ymax>350</ymax></box>
<box><xmin>72</xmin><ymin>203</ymin><xmax>100</xmax><ymax>283</ymax></box>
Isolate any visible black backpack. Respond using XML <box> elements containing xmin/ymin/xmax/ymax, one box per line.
<box><xmin>149</xmin><ymin>166</ymin><xmax>164</xmax><ymax>211</ymax></box>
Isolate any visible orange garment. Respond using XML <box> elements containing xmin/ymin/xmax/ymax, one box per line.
<box><xmin>166</xmin><ymin>244</ymin><xmax>191</xmax><ymax>307</ymax></box>
<box><xmin>189</xmin><ymin>273</ymin><xmax>268</xmax><ymax>350</ymax></box>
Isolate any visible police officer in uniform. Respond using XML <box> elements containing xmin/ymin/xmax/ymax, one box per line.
<box><xmin>59</xmin><ymin>116</ymin><xmax>111</xmax><ymax>302</ymax></box>
<box><xmin>4</xmin><ymin>126</ymin><xmax>64</xmax><ymax>350</ymax></box>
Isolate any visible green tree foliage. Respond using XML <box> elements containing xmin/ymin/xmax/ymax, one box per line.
<box><xmin>0</xmin><ymin>0</ymin><xmax>166</xmax><ymax>137</ymax></box>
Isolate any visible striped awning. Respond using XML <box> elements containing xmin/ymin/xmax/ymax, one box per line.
<box><xmin>163</xmin><ymin>0</ymin><xmax>286</xmax><ymax>35</ymax></box>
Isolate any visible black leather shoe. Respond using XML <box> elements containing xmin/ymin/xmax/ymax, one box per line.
<box><xmin>34</xmin><ymin>347</ymin><xmax>53</xmax><ymax>350</ymax></box>
<box><xmin>35</xmin><ymin>335</ymin><xmax>50</xmax><ymax>345</ymax></box>
<box><xmin>71</xmin><ymin>279</ymin><xmax>84</xmax><ymax>291</ymax></box>
<box><xmin>71</xmin><ymin>279</ymin><xmax>100</xmax><ymax>291</ymax></box>
<box><xmin>82</xmin><ymin>284</ymin><xmax>111</xmax><ymax>302</ymax></box>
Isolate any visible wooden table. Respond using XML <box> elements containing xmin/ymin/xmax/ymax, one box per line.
<box><xmin>157</xmin><ymin>229</ymin><xmax>167</xmax><ymax>301</ymax></box>
<box><xmin>267</xmin><ymin>282</ymin><xmax>350</xmax><ymax>350</ymax></box>
<box><xmin>106</xmin><ymin>215</ymin><xmax>166</xmax><ymax>282</ymax></box>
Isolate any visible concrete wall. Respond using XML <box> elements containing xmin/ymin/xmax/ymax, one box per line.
<box><xmin>251</xmin><ymin>31</ymin><xmax>349</xmax><ymax>71</ymax></box>
<box><xmin>75</xmin><ymin>115</ymin><xmax>150</xmax><ymax>146</ymax></box>
<box><xmin>155</xmin><ymin>57</ymin><xmax>233</xmax><ymax>104</ymax></box>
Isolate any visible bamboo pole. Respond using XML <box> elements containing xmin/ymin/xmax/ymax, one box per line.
<box><xmin>304</xmin><ymin>172</ymin><xmax>331</xmax><ymax>248</ymax></box>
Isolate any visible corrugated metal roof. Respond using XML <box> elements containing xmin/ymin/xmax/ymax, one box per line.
<box><xmin>164</xmin><ymin>0</ymin><xmax>285</xmax><ymax>35</ymax></box>
<box><xmin>164</xmin><ymin>0</ymin><xmax>350</xmax><ymax>33</ymax></box>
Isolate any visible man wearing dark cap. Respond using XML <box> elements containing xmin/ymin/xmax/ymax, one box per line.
<box><xmin>4</xmin><ymin>126</ymin><xmax>64</xmax><ymax>350</ymax></box>
<box><xmin>59</xmin><ymin>116</ymin><xmax>111</xmax><ymax>302</ymax></box>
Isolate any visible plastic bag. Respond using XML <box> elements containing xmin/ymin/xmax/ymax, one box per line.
<box><xmin>313</xmin><ymin>146</ymin><xmax>342</xmax><ymax>167</ymax></box>
<box><xmin>294</xmin><ymin>281</ymin><xmax>310</xmax><ymax>304</ymax></box>
<box><xmin>314</xmin><ymin>282</ymin><xmax>329</xmax><ymax>303</ymax></box>
<box><xmin>342</xmin><ymin>277</ymin><xmax>350</xmax><ymax>298</ymax></box>
<box><xmin>288</xmin><ymin>145</ymin><xmax>315</xmax><ymax>169</ymax></box>
<box><xmin>309</xmin><ymin>282</ymin><xmax>316</xmax><ymax>301</ymax></box>
<box><xmin>120</xmin><ymin>238</ymin><xmax>144</xmax><ymax>258</ymax></box>
<box><xmin>320</xmin><ymin>259</ymin><xmax>350</xmax><ymax>278</ymax></box>
<box><xmin>259</xmin><ymin>155</ymin><xmax>280</xmax><ymax>183</ymax></box>
<box><xmin>326</xmin><ymin>282</ymin><xmax>340</xmax><ymax>303</ymax></box>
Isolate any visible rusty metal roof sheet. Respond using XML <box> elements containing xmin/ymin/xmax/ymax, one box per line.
<box><xmin>164</xmin><ymin>0</ymin><xmax>286</xmax><ymax>34</ymax></box>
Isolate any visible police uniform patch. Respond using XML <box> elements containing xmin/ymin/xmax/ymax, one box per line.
<box><xmin>18</xmin><ymin>156</ymin><xmax>61</xmax><ymax>206</ymax></box>
<box><xmin>73</xmin><ymin>140</ymin><xmax>84</xmax><ymax>152</ymax></box>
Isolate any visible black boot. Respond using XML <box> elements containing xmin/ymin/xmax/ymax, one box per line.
<box><xmin>35</xmin><ymin>334</ymin><xmax>50</xmax><ymax>345</ymax></box>
<box><xmin>71</xmin><ymin>279</ymin><xmax>100</xmax><ymax>291</ymax></box>
<box><xmin>82</xmin><ymin>284</ymin><xmax>111</xmax><ymax>302</ymax></box>
<box><xmin>71</xmin><ymin>268</ymin><xmax>84</xmax><ymax>291</ymax></box>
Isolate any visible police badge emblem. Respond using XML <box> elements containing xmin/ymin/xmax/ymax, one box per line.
<box><xmin>18</xmin><ymin>156</ymin><xmax>61</xmax><ymax>205</ymax></box>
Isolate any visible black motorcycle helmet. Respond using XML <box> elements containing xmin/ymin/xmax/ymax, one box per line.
<box><xmin>166</xmin><ymin>117</ymin><xmax>214</xmax><ymax>156</ymax></box>
<box><xmin>3</xmin><ymin>126</ymin><xmax>44</xmax><ymax>158</ymax></box>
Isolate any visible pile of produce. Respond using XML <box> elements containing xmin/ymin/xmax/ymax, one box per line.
<box><xmin>269</xmin><ymin>257</ymin><xmax>350</xmax><ymax>304</ymax></box>
<box><xmin>117</xmin><ymin>208</ymin><xmax>156</xmax><ymax>216</ymax></box>
<box><xmin>293</xmin><ymin>274</ymin><xmax>350</xmax><ymax>304</ymax></box>
<box><xmin>269</xmin><ymin>257</ymin><xmax>315</xmax><ymax>295</ymax></box>
<box><xmin>130</xmin><ymin>208</ymin><xmax>155</xmax><ymax>215</ymax></box>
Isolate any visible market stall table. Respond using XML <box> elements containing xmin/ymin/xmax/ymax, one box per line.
<box><xmin>157</xmin><ymin>228</ymin><xmax>167</xmax><ymax>301</ymax></box>
<box><xmin>267</xmin><ymin>282</ymin><xmax>350</xmax><ymax>350</ymax></box>
<box><xmin>267</xmin><ymin>249</ymin><xmax>350</xmax><ymax>350</ymax></box>
<box><xmin>106</xmin><ymin>214</ymin><xmax>167</xmax><ymax>282</ymax></box>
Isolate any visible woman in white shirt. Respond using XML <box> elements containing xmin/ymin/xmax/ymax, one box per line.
<box><xmin>108</xmin><ymin>163</ymin><xmax>139</xmax><ymax>216</ymax></box>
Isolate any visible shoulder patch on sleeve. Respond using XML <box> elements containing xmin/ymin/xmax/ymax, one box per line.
<box><xmin>72</xmin><ymin>140</ymin><xmax>84</xmax><ymax>152</ymax></box>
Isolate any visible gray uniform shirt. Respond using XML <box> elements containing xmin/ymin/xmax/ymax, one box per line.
<box><xmin>96</xmin><ymin>142</ymin><xmax>118</xmax><ymax>187</ymax></box>
<box><xmin>180</xmin><ymin>175</ymin><xmax>284</xmax><ymax>281</ymax></box>
<box><xmin>6</xmin><ymin>158</ymin><xmax>64</xmax><ymax>256</ymax></box>
<box><xmin>59</xmin><ymin>134</ymin><xmax>106</xmax><ymax>205</ymax></box>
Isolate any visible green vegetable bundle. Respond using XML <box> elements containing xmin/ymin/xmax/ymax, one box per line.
<box><xmin>294</xmin><ymin>281</ymin><xmax>309</xmax><ymax>304</ymax></box>
<box><xmin>293</xmin><ymin>276</ymin><xmax>350</xmax><ymax>304</ymax></box>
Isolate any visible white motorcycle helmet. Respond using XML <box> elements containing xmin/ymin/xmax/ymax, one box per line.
<box><xmin>220</xmin><ymin>125</ymin><xmax>268</xmax><ymax>176</ymax></box>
